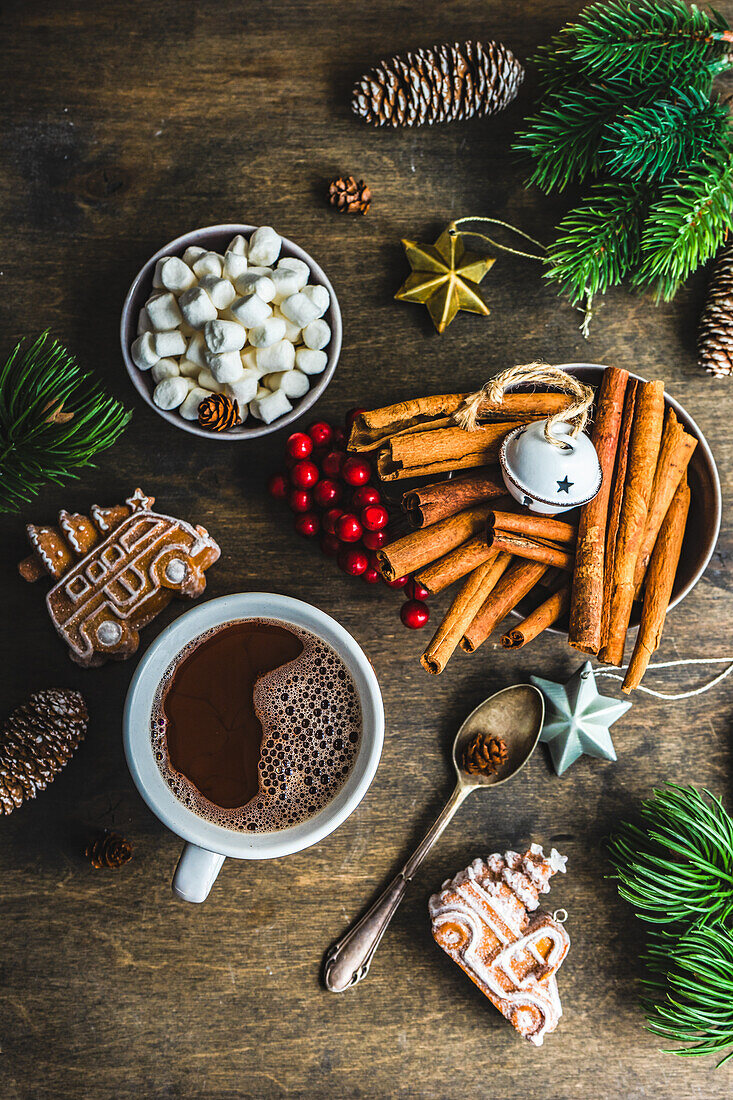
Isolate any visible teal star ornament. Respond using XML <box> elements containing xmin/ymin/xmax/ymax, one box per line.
<box><xmin>530</xmin><ymin>662</ymin><xmax>632</xmax><ymax>776</ymax></box>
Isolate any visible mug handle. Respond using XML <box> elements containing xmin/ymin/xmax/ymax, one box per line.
<box><xmin>172</xmin><ymin>842</ymin><xmax>225</xmax><ymax>903</ymax></box>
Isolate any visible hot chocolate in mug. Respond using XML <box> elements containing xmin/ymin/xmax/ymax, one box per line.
<box><xmin>123</xmin><ymin>593</ymin><xmax>384</xmax><ymax>902</ymax></box>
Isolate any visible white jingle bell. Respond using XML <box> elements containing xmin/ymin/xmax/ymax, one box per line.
<box><xmin>500</xmin><ymin>419</ymin><xmax>602</xmax><ymax>516</ymax></box>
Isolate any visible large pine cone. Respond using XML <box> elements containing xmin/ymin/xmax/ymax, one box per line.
<box><xmin>352</xmin><ymin>40</ymin><xmax>524</xmax><ymax>128</ymax></box>
<box><xmin>0</xmin><ymin>690</ymin><xmax>87</xmax><ymax>814</ymax></box>
<box><xmin>698</xmin><ymin>240</ymin><xmax>733</xmax><ymax>377</ymax></box>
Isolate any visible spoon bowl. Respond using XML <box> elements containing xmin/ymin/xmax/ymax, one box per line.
<box><xmin>452</xmin><ymin>683</ymin><xmax>545</xmax><ymax>787</ymax></box>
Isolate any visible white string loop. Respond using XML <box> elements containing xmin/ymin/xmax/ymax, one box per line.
<box><xmin>595</xmin><ymin>658</ymin><xmax>733</xmax><ymax>700</ymax></box>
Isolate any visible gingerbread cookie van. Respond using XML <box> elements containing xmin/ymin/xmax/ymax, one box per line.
<box><xmin>429</xmin><ymin>845</ymin><xmax>570</xmax><ymax>1046</ymax></box>
<box><xmin>18</xmin><ymin>489</ymin><xmax>220</xmax><ymax>667</ymax></box>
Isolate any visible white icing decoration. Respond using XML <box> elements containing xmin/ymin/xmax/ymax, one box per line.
<box><xmin>97</xmin><ymin>620</ymin><xmax>122</xmax><ymax>646</ymax></box>
<box><xmin>165</xmin><ymin>558</ymin><xmax>186</xmax><ymax>584</ymax></box>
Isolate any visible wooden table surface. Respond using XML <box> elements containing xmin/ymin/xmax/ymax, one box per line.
<box><xmin>3</xmin><ymin>2</ymin><xmax>733</xmax><ymax>1097</ymax></box>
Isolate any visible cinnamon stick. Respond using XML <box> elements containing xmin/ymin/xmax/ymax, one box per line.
<box><xmin>376</xmin><ymin>503</ymin><xmax>495</xmax><ymax>583</ymax></box>
<box><xmin>420</xmin><ymin>552</ymin><xmax>512</xmax><ymax>674</ymax></box>
<box><xmin>632</xmin><ymin>408</ymin><xmax>697</xmax><ymax>595</ymax></box>
<box><xmin>568</xmin><ymin>365</ymin><xmax>629</xmax><ymax>655</ymax></box>
<box><xmin>414</xmin><ymin>534</ymin><xmax>493</xmax><ymax>595</ymax></box>
<box><xmin>600</xmin><ymin>380</ymin><xmax>638</xmax><ymax>651</ymax></box>
<box><xmin>485</xmin><ymin>530</ymin><xmax>574</xmax><ymax>571</ymax></box>
<box><xmin>622</xmin><ymin>475</ymin><xmax>690</xmax><ymax>693</ymax></box>
<box><xmin>486</xmin><ymin>510</ymin><xmax>577</xmax><ymax>546</ymax></box>
<box><xmin>402</xmin><ymin>468</ymin><xmax>507</xmax><ymax>527</ymax></box>
<box><xmin>500</xmin><ymin>583</ymin><xmax>571</xmax><ymax>649</ymax></box>
<box><xmin>377</xmin><ymin>422</ymin><xmax>524</xmax><ymax>482</ymax></box>
<box><xmin>600</xmin><ymin>380</ymin><xmax>666</xmax><ymax>666</ymax></box>
<box><xmin>460</xmin><ymin>560</ymin><xmax>548</xmax><ymax>653</ymax></box>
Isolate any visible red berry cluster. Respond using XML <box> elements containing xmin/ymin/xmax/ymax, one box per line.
<box><xmin>268</xmin><ymin>412</ymin><xmax>390</xmax><ymax>583</ymax></box>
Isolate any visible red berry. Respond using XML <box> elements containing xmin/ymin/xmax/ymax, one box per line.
<box><xmin>320</xmin><ymin>533</ymin><xmax>341</xmax><ymax>557</ymax></box>
<box><xmin>341</xmin><ymin>456</ymin><xmax>371</xmax><ymax>487</ymax></box>
<box><xmin>321</xmin><ymin>451</ymin><xmax>344</xmax><ymax>479</ymax></box>
<box><xmin>338</xmin><ymin>547</ymin><xmax>368</xmax><ymax>576</ymax></box>
<box><xmin>361</xmin><ymin>503</ymin><xmax>388</xmax><ymax>531</ymax></box>
<box><xmin>363</xmin><ymin>566</ymin><xmax>381</xmax><ymax>584</ymax></box>
<box><xmin>345</xmin><ymin>407</ymin><xmax>365</xmax><ymax>428</ymax></box>
<box><xmin>289</xmin><ymin>489</ymin><xmax>313</xmax><ymax>513</ymax></box>
<box><xmin>407</xmin><ymin>578</ymin><xmax>430</xmax><ymax>601</ymax></box>
<box><xmin>336</xmin><ymin>513</ymin><xmax>363</xmax><ymax>543</ymax></box>
<box><xmin>333</xmin><ymin>427</ymin><xmax>347</xmax><ymax>448</ymax></box>
<box><xmin>294</xmin><ymin>512</ymin><xmax>320</xmax><ymax>538</ymax></box>
<box><xmin>401</xmin><ymin>599</ymin><xmax>430</xmax><ymax>629</ymax></box>
<box><xmin>313</xmin><ymin>478</ymin><xmax>342</xmax><ymax>508</ymax></box>
<box><xmin>268</xmin><ymin>473</ymin><xmax>289</xmax><ymax>499</ymax></box>
<box><xmin>308</xmin><ymin>421</ymin><xmax>333</xmax><ymax>448</ymax></box>
<box><xmin>351</xmin><ymin>485</ymin><xmax>381</xmax><ymax>509</ymax></box>
<box><xmin>384</xmin><ymin>574</ymin><xmax>409</xmax><ymax>589</ymax></box>
<box><xmin>363</xmin><ymin>528</ymin><xmax>388</xmax><ymax>551</ymax></box>
<box><xmin>322</xmin><ymin>507</ymin><xmax>344</xmax><ymax>535</ymax></box>
<box><xmin>290</xmin><ymin>460</ymin><xmax>319</xmax><ymax>489</ymax></box>
<box><xmin>286</xmin><ymin>432</ymin><xmax>313</xmax><ymax>460</ymax></box>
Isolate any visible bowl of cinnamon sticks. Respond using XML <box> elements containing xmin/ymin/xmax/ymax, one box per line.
<box><xmin>347</xmin><ymin>365</ymin><xmax>720</xmax><ymax>692</ymax></box>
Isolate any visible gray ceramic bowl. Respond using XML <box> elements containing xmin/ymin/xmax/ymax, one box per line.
<box><xmin>516</xmin><ymin>362</ymin><xmax>721</xmax><ymax>633</ymax></box>
<box><xmin>120</xmin><ymin>224</ymin><xmax>342</xmax><ymax>440</ymax></box>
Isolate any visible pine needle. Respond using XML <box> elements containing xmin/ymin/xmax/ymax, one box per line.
<box><xmin>0</xmin><ymin>334</ymin><xmax>132</xmax><ymax>513</ymax></box>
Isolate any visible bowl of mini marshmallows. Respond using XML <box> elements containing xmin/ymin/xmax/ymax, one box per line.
<box><xmin>120</xmin><ymin>223</ymin><xmax>342</xmax><ymax>439</ymax></box>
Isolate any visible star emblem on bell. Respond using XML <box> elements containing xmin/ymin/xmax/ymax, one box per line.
<box><xmin>556</xmin><ymin>476</ymin><xmax>573</xmax><ymax>494</ymax></box>
<box><xmin>395</xmin><ymin>224</ymin><xmax>495</xmax><ymax>333</ymax></box>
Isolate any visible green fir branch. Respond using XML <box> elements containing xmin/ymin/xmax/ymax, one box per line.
<box><xmin>0</xmin><ymin>333</ymin><xmax>132</xmax><ymax>513</ymax></box>
<box><xmin>601</xmin><ymin>90</ymin><xmax>731</xmax><ymax>183</ymax></box>
<box><xmin>634</xmin><ymin>153</ymin><xmax>733</xmax><ymax>299</ymax></box>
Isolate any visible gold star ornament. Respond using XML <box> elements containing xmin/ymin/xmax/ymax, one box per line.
<box><xmin>395</xmin><ymin>224</ymin><xmax>495</xmax><ymax>334</ymax></box>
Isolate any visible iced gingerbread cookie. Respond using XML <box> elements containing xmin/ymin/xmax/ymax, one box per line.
<box><xmin>18</xmin><ymin>489</ymin><xmax>220</xmax><ymax>667</ymax></box>
<box><xmin>429</xmin><ymin>844</ymin><xmax>570</xmax><ymax>1046</ymax></box>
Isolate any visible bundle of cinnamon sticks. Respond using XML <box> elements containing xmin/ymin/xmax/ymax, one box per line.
<box><xmin>349</xmin><ymin>379</ymin><xmax>697</xmax><ymax>691</ymax></box>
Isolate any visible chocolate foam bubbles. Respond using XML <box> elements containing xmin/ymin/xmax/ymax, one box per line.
<box><xmin>151</xmin><ymin>619</ymin><xmax>362</xmax><ymax>832</ymax></box>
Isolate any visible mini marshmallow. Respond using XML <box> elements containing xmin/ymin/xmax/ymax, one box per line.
<box><xmin>240</xmin><ymin>347</ymin><xmax>268</xmax><ymax>378</ymax></box>
<box><xmin>179</xmin><ymin>321</ymin><xmax>196</xmax><ymax>339</ymax></box>
<box><xmin>250</xmin><ymin>388</ymin><xmax>292</xmax><ymax>424</ymax></box>
<box><xmin>295</xmin><ymin>347</ymin><xmax>328</xmax><ymax>375</ymax></box>
<box><xmin>137</xmin><ymin>307</ymin><xmax>153</xmax><ymax>335</ymax></box>
<box><xmin>131</xmin><ymin>332</ymin><xmax>159</xmax><ymax>370</ymax></box>
<box><xmin>151</xmin><ymin>358</ymin><xmax>180</xmax><ymax>383</ymax></box>
<box><xmin>204</xmin><ymin>318</ymin><xmax>247</xmax><ymax>354</ymax></box>
<box><xmin>263</xmin><ymin>369</ymin><xmax>310</xmax><ymax>399</ymax></box>
<box><xmin>179</xmin><ymin>358</ymin><xmax>202</xmax><ymax>378</ymax></box>
<box><xmin>302</xmin><ymin>320</ymin><xmax>331</xmax><ymax>350</ymax></box>
<box><xmin>248</xmin><ymin>316</ymin><xmax>286</xmax><ymax>348</ymax></box>
<box><xmin>197</xmin><ymin>368</ymin><xmax>227</xmax><ymax>394</ymax></box>
<box><xmin>255</xmin><ymin>384</ymin><xmax>272</xmax><ymax>399</ymax></box>
<box><xmin>234</xmin><ymin>273</ymin><xmax>276</xmax><ymax>302</ymax></box>
<box><xmin>255</xmin><ymin>339</ymin><xmax>296</xmax><ymax>373</ymax></box>
<box><xmin>185</xmin><ymin>332</ymin><xmax>208</xmax><ymax>368</ymax></box>
<box><xmin>153</xmin><ymin>376</ymin><xmax>189</xmax><ymax>410</ymax></box>
<box><xmin>197</xmin><ymin>274</ymin><xmax>236</xmax><ymax>310</ymax></box>
<box><xmin>225</xmin><ymin>371</ymin><xmax>259</xmax><ymax>407</ymax></box>
<box><xmin>228</xmin><ymin>234</ymin><xmax>249</xmax><ymax>256</ymax></box>
<box><xmin>180</xmin><ymin>386</ymin><xmax>210</xmax><ymax>421</ymax></box>
<box><xmin>277</xmin><ymin>256</ymin><xmax>310</xmax><ymax>288</ymax></box>
<box><xmin>247</xmin><ymin>266</ymin><xmax>275</xmax><ymax>276</ymax></box>
<box><xmin>206</xmin><ymin>350</ymin><xmax>245</xmax><ymax>384</ymax></box>
<box><xmin>179</xmin><ymin>286</ymin><xmax>218</xmax><ymax>329</ymax></box>
<box><xmin>159</xmin><ymin>255</ymin><xmax>196</xmax><ymax>294</ymax></box>
<box><xmin>146</xmin><ymin>291</ymin><xmax>184</xmax><ymax>331</ymax></box>
<box><xmin>153</xmin><ymin>330</ymin><xmax>187</xmax><ymax>358</ymax></box>
<box><xmin>152</xmin><ymin>258</ymin><xmax>165</xmax><ymax>289</ymax></box>
<box><xmin>223</xmin><ymin>250</ymin><xmax>248</xmax><ymax>282</ymax></box>
<box><xmin>280</xmin><ymin>292</ymin><xmax>321</xmax><ymax>327</ymax></box>
<box><xmin>273</xmin><ymin>305</ymin><xmax>302</xmax><ymax>342</ymax></box>
<box><xmin>248</xmin><ymin>226</ymin><xmax>282</xmax><ymax>267</ymax></box>
<box><xmin>183</xmin><ymin>245</ymin><xmax>206</xmax><ymax>266</ymax></box>
<box><xmin>230</xmin><ymin>293</ymin><xmax>272</xmax><ymax>327</ymax></box>
<box><xmin>302</xmin><ymin>284</ymin><xmax>330</xmax><ymax>317</ymax></box>
<box><xmin>270</xmin><ymin>266</ymin><xmax>304</xmax><ymax>303</ymax></box>
<box><xmin>192</xmin><ymin>251</ymin><xmax>223</xmax><ymax>278</ymax></box>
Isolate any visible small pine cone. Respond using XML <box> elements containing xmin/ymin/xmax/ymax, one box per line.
<box><xmin>86</xmin><ymin>831</ymin><xmax>133</xmax><ymax>869</ymax></box>
<box><xmin>698</xmin><ymin>240</ymin><xmax>733</xmax><ymax>377</ymax></box>
<box><xmin>198</xmin><ymin>393</ymin><xmax>239</xmax><ymax>431</ymax></box>
<box><xmin>0</xmin><ymin>690</ymin><xmax>87</xmax><ymax>815</ymax></box>
<box><xmin>352</xmin><ymin>40</ymin><xmax>524</xmax><ymax>128</ymax></box>
<box><xmin>328</xmin><ymin>176</ymin><xmax>372</xmax><ymax>214</ymax></box>
<box><xmin>462</xmin><ymin>733</ymin><xmax>508</xmax><ymax>777</ymax></box>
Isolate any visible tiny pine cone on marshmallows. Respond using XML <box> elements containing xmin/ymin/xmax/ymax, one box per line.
<box><xmin>198</xmin><ymin>393</ymin><xmax>240</xmax><ymax>431</ymax></box>
<box><xmin>328</xmin><ymin>176</ymin><xmax>372</xmax><ymax>214</ymax></box>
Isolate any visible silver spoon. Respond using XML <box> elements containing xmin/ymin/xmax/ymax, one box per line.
<box><xmin>323</xmin><ymin>683</ymin><xmax>544</xmax><ymax>992</ymax></box>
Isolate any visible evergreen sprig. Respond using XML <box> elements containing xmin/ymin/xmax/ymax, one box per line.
<box><xmin>0</xmin><ymin>334</ymin><xmax>131</xmax><ymax>513</ymax></box>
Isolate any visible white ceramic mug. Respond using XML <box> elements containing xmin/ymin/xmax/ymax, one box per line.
<box><xmin>123</xmin><ymin>593</ymin><xmax>384</xmax><ymax>903</ymax></box>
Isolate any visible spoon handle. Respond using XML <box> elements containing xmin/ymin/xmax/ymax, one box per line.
<box><xmin>322</xmin><ymin>783</ymin><xmax>469</xmax><ymax>992</ymax></box>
